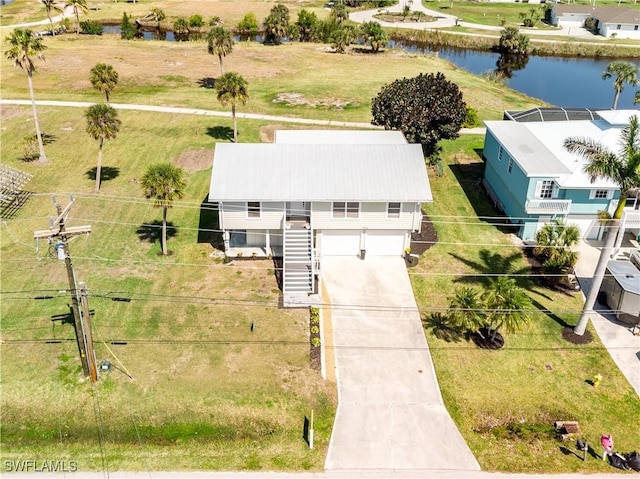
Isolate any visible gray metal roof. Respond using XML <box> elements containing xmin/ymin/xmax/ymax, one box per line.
<box><xmin>274</xmin><ymin>130</ymin><xmax>407</xmax><ymax>144</ymax></box>
<box><xmin>209</xmin><ymin>143</ymin><xmax>432</xmax><ymax>202</ymax></box>
<box><xmin>607</xmin><ymin>260</ymin><xmax>640</xmax><ymax>295</ymax></box>
<box><xmin>485</xmin><ymin>121</ymin><xmax>571</xmax><ymax>176</ymax></box>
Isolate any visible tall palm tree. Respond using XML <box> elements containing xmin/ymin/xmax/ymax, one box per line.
<box><xmin>140</xmin><ymin>163</ymin><xmax>187</xmax><ymax>256</ymax></box>
<box><xmin>89</xmin><ymin>63</ymin><xmax>119</xmax><ymax>104</ymax></box>
<box><xmin>41</xmin><ymin>0</ymin><xmax>64</xmax><ymax>36</ymax></box>
<box><xmin>447</xmin><ymin>287</ymin><xmax>485</xmax><ymax>333</ymax></box>
<box><xmin>215</xmin><ymin>72</ymin><xmax>249</xmax><ymax>143</ymax></box>
<box><xmin>602</xmin><ymin>61</ymin><xmax>639</xmax><ymax>110</ymax></box>
<box><xmin>564</xmin><ymin>115</ymin><xmax>640</xmax><ymax>335</ymax></box>
<box><xmin>5</xmin><ymin>29</ymin><xmax>48</xmax><ymax>163</ymax></box>
<box><xmin>65</xmin><ymin>0</ymin><xmax>88</xmax><ymax>35</ymax></box>
<box><xmin>482</xmin><ymin>277</ymin><xmax>532</xmax><ymax>343</ymax></box>
<box><xmin>207</xmin><ymin>27</ymin><xmax>234</xmax><ymax>76</ymax></box>
<box><xmin>85</xmin><ymin>104</ymin><xmax>121</xmax><ymax>193</ymax></box>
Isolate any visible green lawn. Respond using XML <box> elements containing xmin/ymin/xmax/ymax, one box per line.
<box><xmin>0</xmin><ymin>22</ymin><xmax>637</xmax><ymax>473</ymax></box>
<box><xmin>411</xmin><ymin>136</ymin><xmax>640</xmax><ymax>472</ymax></box>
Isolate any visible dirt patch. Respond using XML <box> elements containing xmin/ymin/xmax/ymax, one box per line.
<box><xmin>410</xmin><ymin>215</ymin><xmax>438</xmax><ymax>256</ymax></box>
<box><xmin>173</xmin><ymin>148</ymin><xmax>213</xmax><ymax>173</ymax></box>
<box><xmin>0</xmin><ymin>105</ymin><xmax>25</xmax><ymax>122</ymax></box>
<box><xmin>259</xmin><ymin>124</ymin><xmax>287</xmax><ymax>143</ymax></box>
<box><xmin>272</xmin><ymin>92</ymin><xmax>354</xmax><ymax>109</ymax></box>
<box><xmin>562</xmin><ymin>326</ymin><xmax>593</xmax><ymax>345</ymax></box>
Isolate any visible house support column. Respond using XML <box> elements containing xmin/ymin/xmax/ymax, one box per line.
<box><xmin>265</xmin><ymin>230</ymin><xmax>271</xmax><ymax>256</ymax></box>
<box><xmin>223</xmin><ymin>230</ymin><xmax>230</xmax><ymax>254</ymax></box>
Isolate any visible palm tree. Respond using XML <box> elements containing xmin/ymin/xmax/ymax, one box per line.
<box><xmin>564</xmin><ymin>115</ymin><xmax>640</xmax><ymax>335</ymax></box>
<box><xmin>215</xmin><ymin>72</ymin><xmax>249</xmax><ymax>143</ymax></box>
<box><xmin>65</xmin><ymin>0</ymin><xmax>88</xmax><ymax>35</ymax></box>
<box><xmin>150</xmin><ymin>7</ymin><xmax>166</xmax><ymax>28</ymax></box>
<box><xmin>482</xmin><ymin>277</ymin><xmax>532</xmax><ymax>343</ymax></box>
<box><xmin>140</xmin><ymin>163</ymin><xmax>187</xmax><ymax>256</ymax></box>
<box><xmin>602</xmin><ymin>61</ymin><xmax>639</xmax><ymax>110</ymax></box>
<box><xmin>89</xmin><ymin>63</ymin><xmax>118</xmax><ymax>104</ymax></box>
<box><xmin>41</xmin><ymin>0</ymin><xmax>64</xmax><ymax>36</ymax></box>
<box><xmin>635</xmin><ymin>91</ymin><xmax>640</xmax><ymax>105</ymax></box>
<box><xmin>331</xmin><ymin>2</ymin><xmax>349</xmax><ymax>24</ymax></box>
<box><xmin>207</xmin><ymin>27</ymin><xmax>234</xmax><ymax>76</ymax></box>
<box><xmin>534</xmin><ymin>220</ymin><xmax>580</xmax><ymax>266</ymax></box>
<box><xmin>359</xmin><ymin>21</ymin><xmax>387</xmax><ymax>53</ymax></box>
<box><xmin>85</xmin><ymin>104</ymin><xmax>121</xmax><ymax>193</ymax></box>
<box><xmin>447</xmin><ymin>287</ymin><xmax>485</xmax><ymax>333</ymax></box>
<box><xmin>5</xmin><ymin>29</ymin><xmax>48</xmax><ymax>162</ymax></box>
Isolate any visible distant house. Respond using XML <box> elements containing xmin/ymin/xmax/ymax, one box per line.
<box><xmin>482</xmin><ymin>108</ymin><xmax>639</xmax><ymax>242</ymax></box>
<box><xmin>551</xmin><ymin>5</ymin><xmax>640</xmax><ymax>39</ymax></box>
<box><xmin>208</xmin><ymin>130</ymin><xmax>432</xmax><ymax>304</ymax></box>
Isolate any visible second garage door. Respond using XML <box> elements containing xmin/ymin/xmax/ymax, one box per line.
<box><xmin>365</xmin><ymin>230</ymin><xmax>407</xmax><ymax>256</ymax></box>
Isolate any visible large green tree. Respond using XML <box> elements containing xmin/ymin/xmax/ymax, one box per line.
<box><xmin>602</xmin><ymin>61</ymin><xmax>639</xmax><ymax>110</ymax></box>
<box><xmin>207</xmin><ymin>27</ymin><xmax>234</xmax><ymax>76</ymax></box>
<box><xmin>295</xmin><ymin>9</ymin><xmax>320</xmax><ymax>42</ymax></box>
<box><xmin>215</xmin><ymin>72</ymin><xmax>249</xmax><ymax>143</ymax></box>
<box><xmin>89</xmin><ymin>63</ymin><xmax>119</xmax><ymax>104</ymax></box>
<box><xmin>330</xmin><ymin>25</ymin><xmax>356</xmax><ymax>54</ymax></box>
<box><xmin>236</xmin><ymin>12</ymin><xmax>259</xmax><ymax>36</ymax></box>
<box><xmin>263</xmin><ymin>4</ymin><xmax>290</xmax><ymax>45</ymax></box>
<box><xmin>371</xmin><ymin>72</ymin><xmax>466</xmax><ymax>156</ymax></box>
<box><xmin>5</xmin><ymin>29</ymin><xmax>48</xmax><ymax>162</ymax></box>
<box><xmin>359</xmin><ymin>21</ymin><xmax>387</xmax><ymax>53</ymax></box>
<box><xmin>41</xmin><ymin>0</ymin><xmax>64</xmax><ymax>36</ymax></box>
<box><xmin>563</xmin><ymin>115</ymin><xmax>640</xmax><ymax>335</ymax></box>
<box><xmin>140</xmin><ymin>163</ymin><xmax>187</xmax><ymax>256</ymax></box>
<box><xmin>65</xmin><ymin>0</ymin><xmax>88</xmax><ymax>35</ymax></box>
<box><xmin>85</xmin><ymin>103</ymin><xmax>121</xmax><ymax>193</ymax></box>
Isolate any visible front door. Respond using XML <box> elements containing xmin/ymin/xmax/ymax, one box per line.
<box><xmin>287</xmin><ymin>201</ymin><xmax>308</xmax><ymax>218</ymax></box>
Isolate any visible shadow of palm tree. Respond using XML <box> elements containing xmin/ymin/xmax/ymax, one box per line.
<box><xmin>422</xmin><ymin>312</ymin><xmax>467</xmax><ymax>342</ymax></box>
<box><xmin>85</xmin><ymin>166</ymin><xmax>120</xmax><ymax>182</ymax></box>
<box><xmin>136</xmin><ymin>220</ymin><xmax>177</xmax><ymax>243</ymax></box>
<box><xmin>206</xmin><ymin>126</ymin><xmax>233</xmax><ymax>141</ymax></box>
<box><xmin>450</xmin><ymin>248</ymin><xmax>533</xmax><ymax>286</ymax></box>
<box><xmin>198</xmin><ymin>77</ymin><xmax>216</xmax><ymax>89</ymax></box>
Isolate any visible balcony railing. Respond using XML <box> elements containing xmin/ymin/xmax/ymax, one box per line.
<box><xmin>525</xmin><ymin>199</ymin><xmax>572</xmax><ymax>214</ymax></box>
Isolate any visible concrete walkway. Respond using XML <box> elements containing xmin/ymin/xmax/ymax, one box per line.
<box><xmin>0</xmin><ymin>99</ymin><xmax>487</xmax><ymax>135</ymax></box>
<box><xmin>321</xmin><ymin>257</ymin><xmax>479</xmax><ymax>471</ymax></box>
<box><xmin>574</xmin><ymin>239</ymin><xmax>640</xmax><ymax>397</ymax></box>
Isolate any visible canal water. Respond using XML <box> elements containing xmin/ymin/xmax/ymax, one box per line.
<box><xmin>101</xmin><ymin>26</ymin><xmax>640</xmax><ymax>110</ymax></box>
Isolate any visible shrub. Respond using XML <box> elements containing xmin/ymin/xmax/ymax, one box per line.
<box><xmin>120</xmin><ymin>12</ymin><xmax>137</xmax><ymax>40</ymax></box>
<box><xmin>80</xmin><ymin>20</ymin><xmax>103</xmax><ymax>35</ymax></box>
<box><xmin>189</xmin><ymin>14</ymin><xmax>205</xmax><ymax>29</ymax></box>
<box><xmin>173</xmin><ymin>17</ymin><xmax>189</xmax><ymax>34</ymax></box>
<box><xmin>463</xmin><ymin>106</ymin><xmax>480</xmax><ymax>128</ymax></box>
<box><xmin>311</xmin><ymin>337</ymin><xmax>321</xmax><ymax>348</ymax></box>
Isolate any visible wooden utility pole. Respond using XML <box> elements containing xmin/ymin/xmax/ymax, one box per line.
<box><xmin>34</xmin><ymin>196</ymin><xmax>97</xmax><ymax>382</ymax></box>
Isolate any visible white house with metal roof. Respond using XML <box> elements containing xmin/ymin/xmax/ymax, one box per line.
<box><xmin>208</xmin><ymin>130</ymin><xmax>432</xmax><ymax>304</ymax></box>
<box><xmin>550</xmin><ymin>5</ymin><xmax>640</xmax><ymax>39</ymax></box>
<box><xmin>482</xmin><ymin>109</ymin><xmax>639</xmax><ymax>241</ymax></box>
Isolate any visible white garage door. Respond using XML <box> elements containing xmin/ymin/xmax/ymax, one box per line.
<box><xmin>566</xmin><ymin>217</ymin><xmax>602</xmax><ymax>240</ymax></box>
<box><xmin>321</xmin><ymin>230</ymin><xmax>361</xmax><ymax>256</ymax></box>
<box><xmin>365</xmin><ymin>230</ymin><xmax>407</xmax><ymax>256</ymax></box>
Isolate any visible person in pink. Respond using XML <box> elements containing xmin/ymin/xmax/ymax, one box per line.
<box><xmin>601</xmin><ymin>434</ymin><xmax>614</xmax><ymax>460</ymax></box>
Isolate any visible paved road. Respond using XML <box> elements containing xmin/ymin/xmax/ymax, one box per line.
<box><xmin>322</xmin><ymin>257</ymin><xmax>480</xmax><ymax>471</ymax></box>
<box><xmin>0</xmin><ymin>99</ymin><xmax>487</xmax><ymax>134</ymax></box>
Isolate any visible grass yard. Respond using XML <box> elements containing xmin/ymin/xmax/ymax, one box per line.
<box><xmin>0</xmin><ymin>105</ymin><xmax>335</xmax><ymax>470</ymax></box>
<box><xmin>0</xmin><ymin>14</ymin><xmax>637</xmax><ymax>472</ymax></box>
<box><xmin>411</xmin><ymin>135</ymin><xmax>640</xmax><ymax>472</ymax></box>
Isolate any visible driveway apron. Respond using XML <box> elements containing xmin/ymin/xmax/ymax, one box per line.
<box><xmin>322</xmin><ymin>257</ymin><xmax>480</xmax><ymax>471</ymax></box>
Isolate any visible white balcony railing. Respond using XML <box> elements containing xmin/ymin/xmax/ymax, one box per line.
<box><xmin>525</xmin><ymin>199</ymin><xmax>572</xmax><ymax>214</ymax></box>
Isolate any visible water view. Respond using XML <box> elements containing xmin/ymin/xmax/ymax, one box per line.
<box><xmin>100</xmin><ymin>25</ymin><xmax>639</xmax><ymax>110</ymax></box>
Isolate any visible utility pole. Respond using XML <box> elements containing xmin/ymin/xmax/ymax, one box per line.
<box><xmin>34</xmin><ymin>195</ymin><xmax>97</xmax><ymax>382</ymax></box>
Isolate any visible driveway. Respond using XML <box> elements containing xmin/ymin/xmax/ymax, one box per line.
<box><xmin>574</xmin><ymin>239</ymin><xmax>640</xmax><ymax>397</ymax></box>
<box><xmin>322</xmin><ymin>257</ymin><xmax>480</xmax><ymax>471</ymax></box>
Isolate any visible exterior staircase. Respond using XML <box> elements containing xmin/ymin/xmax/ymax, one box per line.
<box><xmin>283</xmin><ymin>225</ymin><xmax>313</xmax><ymax>297</ymax></box>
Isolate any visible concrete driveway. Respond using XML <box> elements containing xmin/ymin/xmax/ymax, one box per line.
<box><xmin>322</xmin><ymin>257</ymin><xmax>479</xmax><ymax>471</ymax></box>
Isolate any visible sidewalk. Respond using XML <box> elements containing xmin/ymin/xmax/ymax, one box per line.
<box><xmin>574</xmin><ymin>239</ymin><xmax>640</xmax><ymax>397</ymax></box>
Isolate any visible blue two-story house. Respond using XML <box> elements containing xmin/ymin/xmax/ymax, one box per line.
<box><xmin>482</xmin><ymin>109</ymin><xmax>635</xmax><ymax>241</ymax></box>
